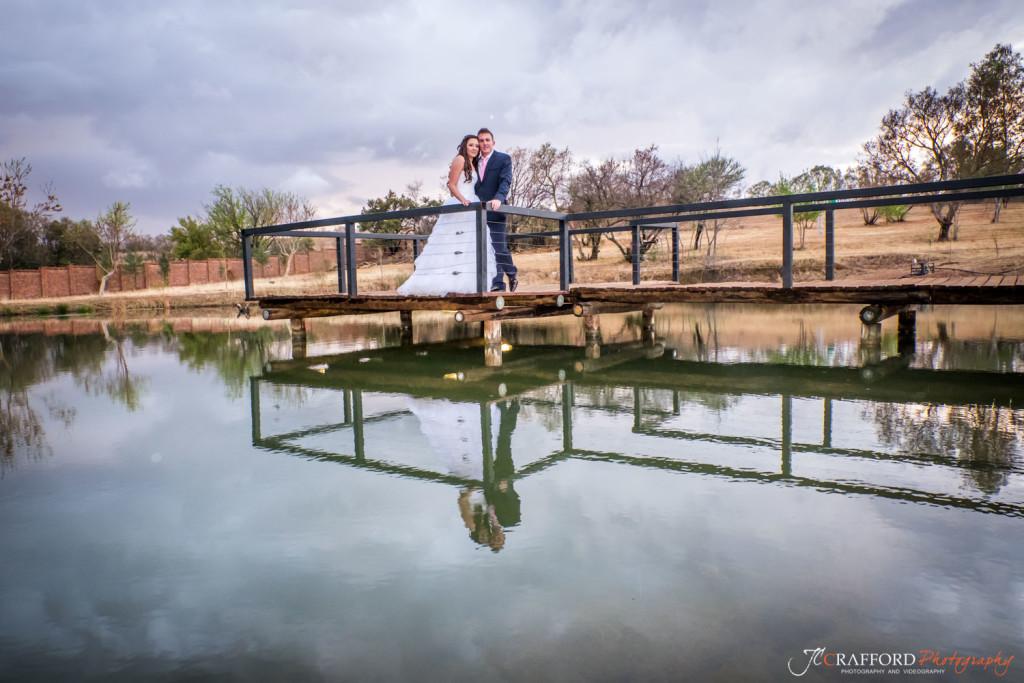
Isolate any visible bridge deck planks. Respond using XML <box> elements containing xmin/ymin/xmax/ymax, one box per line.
<box><xmin>255</xmin><ymin>275</ymin><xmax>1024</xmax><ymax>319</ymax></box>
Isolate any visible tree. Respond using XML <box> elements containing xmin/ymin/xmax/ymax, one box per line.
<box><xmin>862</xmin><ymin>43</ymin><xmax>1024</xmax><ymax>240</ymax></box>
<box><xmin>958</xmin><ymin>44</ymin><xmax>1024</xmax><ymax>222</ymax></box>
<box><xmin>568</xmin><ymin>158</ymin><xmax>622</xmax><ymax>261</ymax></box>
<box><xmin>672</xmin><ymin>147</ymin><xmax>745</xmax><ymax>257</ymax></box>
<box><xmin>121</xmin><ymin>250</ymin><xmax>146</xmax><ymax>289</ymax></box>
<box><xmin>0</xmin><ymin>158</ymin><xmax>61</xmax><ymax>269</ymax></box>
<box><xmin>204</xmin><ymin>185</ymin><xmax>326</xmax><ymax>264</ymax></box>
<box><xmin>747</xmin><ymin>167</ymin><xmax>841</xmax><ymax>250</ymax></box>
<box><xmin>170</xmin><ymin>216</ymin><xmax>225</xmax><ymax>260</ymax></box>
<box><xmin>360</xmin><ymin>185</ymin><xmax>440</xmax><ymax>257</ymax></box>
<box><xmin>844</xmin><ymin>166</ymin><xmax>882</xmax><ymax>225</ymax></box>
<box><xmin>204</xmin><ymin>185</ymin><xmax>262</xmax><ymax>256</ymax></box>
<box><xmin>271</xmin><ymin>193</ymin><xmax>317</xmax><ymax>277</ymax></box>
<box><xmin>775</xmin><ymin>174</ymin><xmax>821</xmax><ymax>250</ymax></box>
<box><xmin>397</xmin><ymin>182</ymin><xmax>442</xmax><ymax>236</ymax></box>
<box><xmin>40</xmin><ymin>218</ymin><xmax>100</xmax><ymax>266</ymax></box>
<box><xmin>879</xmin><ymin>204</ymin><xmax>912</xmax><ymax>223</ymax></box>
<box><xmin>76</xmin><ymin>201</ymin><xmax>137</xmax><ymax>294</ymax></box>
<box><xmin>568</xmin><ymin>145</ymin><xmax>673</xmax><ymax>263</ymax></box>
<box><xmin>506</xmin><ymin>143</ymin><xmax>575</xmax><ymax>244</ymax></box>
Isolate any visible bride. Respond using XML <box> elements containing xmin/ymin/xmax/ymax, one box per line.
<box><xmin>397</xmin><ymin>134</ymin><xmax>496</xmax><ymax>296</ymax></box>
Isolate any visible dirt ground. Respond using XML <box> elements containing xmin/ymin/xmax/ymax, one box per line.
<box><xmin>3</xmin><ymin>198</ymin><xmax>1021</xmax><ymax>317</ymax></box>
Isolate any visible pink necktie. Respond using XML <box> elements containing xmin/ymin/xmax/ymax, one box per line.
<box><xmin>479</xmin><ymin>155</ymin><xmax>488</xmax><ymax>179</ymax></box>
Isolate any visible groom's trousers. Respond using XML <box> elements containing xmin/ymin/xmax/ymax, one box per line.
<box><xmin>487</xmin><ymin>212</ymin><xmax>517</xmax><ymax>290</ymax></box>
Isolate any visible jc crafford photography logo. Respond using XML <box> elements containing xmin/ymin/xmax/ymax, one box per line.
<box><xmin>787</xmin><ymin>647</ymin><xmax>1015</xmax><ymax>677</ymax></box>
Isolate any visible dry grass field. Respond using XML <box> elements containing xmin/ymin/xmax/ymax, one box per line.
<box><xmin>310</xmin><ymin>198</ymin><xmax>1024</xmax><ymax>293</ymax></box>
<box><xmin>3</xmin><ymin>198</ymin><xmax>1021</xmax><ymax>316</ymax></box>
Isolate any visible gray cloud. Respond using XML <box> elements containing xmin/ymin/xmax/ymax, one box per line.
<box><xmin>2</xmin><ymin>0</ymin><xmax>1022</xmax><ymax>233</ymax></box>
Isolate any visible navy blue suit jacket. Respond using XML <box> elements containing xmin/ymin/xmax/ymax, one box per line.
<box><xmin>474</xmin><ymin>151</ymin><xmax>512</xmax><ymax>206</ymax></box>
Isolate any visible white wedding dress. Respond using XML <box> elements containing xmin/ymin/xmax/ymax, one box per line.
<box><xmin>397</xmin><ymin>171</ymin><xmax>496</xmax><ymax>296</ymax></box>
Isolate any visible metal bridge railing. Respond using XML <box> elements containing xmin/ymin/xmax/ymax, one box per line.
<box><xmin>241</xmin><ymin>173</ymin><xmax>1024</xmax><ymax>298</ymax></box>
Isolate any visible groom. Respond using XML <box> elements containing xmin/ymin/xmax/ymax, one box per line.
<box><xmin>474</xmin><ymin>128</ymin><xmax>517</xmax><ymax>292</ymax></box>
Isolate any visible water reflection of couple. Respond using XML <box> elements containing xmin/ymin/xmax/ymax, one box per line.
<box><xmin>460</xmin><ymin>398</ymin><xmax>521</xmax><ymax>552</ymax></box>
<box><xmin>397</xmin><ymin>128</ymin><xmax>518</xmax><ymax>296</ymax></box>
<box><xmin>407</xmin><ymin>396</ymin><xmax>521</xmax><ymax>551</ymax></box>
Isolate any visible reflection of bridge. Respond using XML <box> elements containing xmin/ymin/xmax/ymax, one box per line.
<box><xmin>250</xmin><ymin>339</ymin><xmax>1024</xmax><ymax>518</ymax></box>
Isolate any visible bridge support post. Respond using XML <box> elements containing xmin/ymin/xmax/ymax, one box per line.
<box><xmin>860</xmin><ymin>322</ymin><xmax>882</xmax><ymax>346</ymax></box>
<box><xmin>642</xmin><ymin>307</ymin><xmax>656</xmax><ymax>346</ymax></box>
<box><xmin>859</xmin><ymin>322</ymin><xmax>883</xmax><ymax>367</ymax></box>
<box><xmin>897</xmin><ymin>309</ymin><xmax>916</xmax><ymax>355</ymax></box>
<box><xmin>484</xmin><ymin>320</ymin><xmax>502</xmax><ymax>367</ymax></box>
<box><xmin>671</xmin><ymin>225</ymin><xmax>680</xmax><ymax>283</ymax></box>
<box><xmin>559</xmin><ymin>218</ymin><xmax>572</xmax><ymax>290</ymax></box>
<box><xmin>825</xmin><ymin>209</ymin><xmax>835</xmax><ymax>281</ymax></box>
<box><xmin>290</xmin><ymin>318</ymin><xmax>307</xmax><ymax>359</ymax></box>
<box><xmin>335</xmin><ymin>236</ymin><xmax>346</xmax><ymax>293</ymax></box>
<box><xmin>242</xmin><ymin>234</ymin><xmax>254</xmax><ymax>300</ymax></box>
<box><xmin>584</xmin><ymin>314</ymin><xmax>601</xmax><ymax>359</ymax></box>
<box><xmin>781</xmin><ymin>201</ymin><xmax>794</xmax><ymax>288</ymax></box>
<box><xmin>344</xmin><ymin>222</ymin><xmax>357</xmax><ymax>296</ymax></box>
<box><xmin>399</xmin><ymin>310</ymin><xmax>413</xmax><ymax>346</ymax></box>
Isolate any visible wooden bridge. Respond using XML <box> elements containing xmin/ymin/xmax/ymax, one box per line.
<box><xmin>244</xmin><ymin>174</ymin><xmax>1024</xmax><ymax>347</ymax></box>
<box><xmin>256</xmin><ymin>273</ymin><xmax>1024</xmax><ymax>321</ymax></box>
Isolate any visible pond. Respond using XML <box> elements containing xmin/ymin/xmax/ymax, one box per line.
<box><xmin>1</xmin><ymin>304</ymin><xmax>1022</xmax><ymax>682</ymax></box>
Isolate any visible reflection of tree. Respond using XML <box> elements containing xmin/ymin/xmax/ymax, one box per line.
<box><xmin>73</xmin><ymin>325</ymin><xmax>147</xmax><ymax>411</ymax></box>
<box><xmin>869</xmin><ymin>402</ymin><xmax>1024</xmax><ymax>494</ymax></box>
<box><xmin>0</xmin><ymin>388</ymin><xmax>50</xmax><ymax>478</ymax></box>
<box><xmin>0</xmin><ymin>333</ymin><xmax>103</xmax><ymax>476</ymax></box>
<box><xmin>571</xmin><ymin>385</ymin><xmax>738</xmax><ymax>417</ymax></box>
<box><xmin>917</xmin><ymin>334</ymin><xmax>1024</xmax><ymax>373</ymax></box>
<box><xmin>263</xmin><ymin>383</ymin><xmax>316</xmax><ymax>410</ymax></box>
<box><xmin>102</xmin><ymin>339</ymin><xmax>144</xmax><ymax>411</ymax></box>
<box><xmin>176</xmin><ymin>329</ymin><xmax>278</xmax><ymax>398</ymax></box>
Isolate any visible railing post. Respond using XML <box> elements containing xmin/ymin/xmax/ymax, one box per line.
<box><xmin>352</xmin><ymin>389</ymin><xmax>364</xmax><ymax>463</ymax></box>
<box><xmin>242</xmin><ymin>233</ymin><xmax>254</xmax><ymax>300</ymax></box>
<box><xmin>413</xmin><ymin>237</ymin><xmax>421</xmax><ymax>260</ymax></box>
<box><xmin>824</xmin><ymin>208</ymin><xmax>835</xmax><ymax>281</ymax></box>
<box><xmin>561</xmin><ymin>382</ymin><xmax>574</xmax><ymax>454</ymax></box>
<box><xmin>476</xmin><ymin>204</ymin><xmax>487</xmax><ymax>294</ymax></box>
<box><xmin>250</xmin><ymin>377</ymin><xmax>261</xmax><ymax>445</ymax></box>
<box><xmin>781</xmin><ymin>200</ymin><xmax>794</xmax><ymax>289</ymax></box>
<box><xmin>345</xmin><ymin>222</ymin><xmax>357</xmax><ymax>296</ymax></box>
<box><xmin>671</xmin><ymin>224</ymin><xmax>680</xmax><ymax>282</ymax></box>
<box><xmin>631</xmin><ymin>225</ymin><xmax>641</xmax><ymax>286</ymax></box>
<box><xmin>335</xmin><ymin>236</ymin><xmax>346</xmax><ymax>294</ymax></box>
<box><xmin>559</xmin><ymin>217</ymin><xmax>571</xmax><ymax>290</ymax></box>
<box><xmin>781</xmin><ymin>393</ymin><xmax>792</xmax><ymax>476</ymax></box>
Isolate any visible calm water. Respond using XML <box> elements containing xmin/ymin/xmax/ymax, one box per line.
<box><xmin>1</xmin><ymin>305</ymin><xmax>1022</xmax><ymax>682</ymax></box>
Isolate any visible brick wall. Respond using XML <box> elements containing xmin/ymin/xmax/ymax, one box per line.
<box><xmin>0</xmin><ymin>249</ymin><xmax>340</xmax><ymax>301</ymax></box>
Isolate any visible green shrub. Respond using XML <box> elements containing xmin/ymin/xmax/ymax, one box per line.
<box><xmin>76</xmin><ymin>305</ymin><xmax>95</xmax><ymax>315</ymax></box>
<box><xmin>0</xmin><ymin>307</ymin><xmax>14</xmax><ymax>317</ymax></box>
<box><xmin>36</xmin><ymin>306</ymin><xmax>52</xmax><ymax>316</ymax></box>
<box><xmin>55</xmin><ymin>303</ymin><xmax>71</xmax><ymax>315</ymax></box>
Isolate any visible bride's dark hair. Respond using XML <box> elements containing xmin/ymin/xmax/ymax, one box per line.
<box><xmin>457</xmin><ymin>135</ymin><xmax>479</xmax><ymax>183</ymax></box>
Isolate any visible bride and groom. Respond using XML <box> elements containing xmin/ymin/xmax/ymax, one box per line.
<box><xmin>397</xmin><ymin>128</ymin><xmax>518</xmax><ymax>296</ymax></box>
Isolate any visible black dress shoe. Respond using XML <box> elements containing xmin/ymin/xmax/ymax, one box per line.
<box><xmin>490</xmin><ymin>285</ymin><xmax>506</xmax><ymax>292</ymax></box>
<box><xmin>508</xmin><ymin>276</ymin><xmax>518</xmax><ymax>292</ymax></box>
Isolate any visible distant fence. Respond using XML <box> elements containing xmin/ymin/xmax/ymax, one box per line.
<box><xmin>1</xmin><ymin>249</ymin><xmax>339</xmax><ymax>301</ymax></box>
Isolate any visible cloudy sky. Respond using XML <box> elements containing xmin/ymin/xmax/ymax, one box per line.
<box><xmin>3</xmin><ymin>0</ymin><xmax>1022</xmax><ymax>235</ymax></box>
